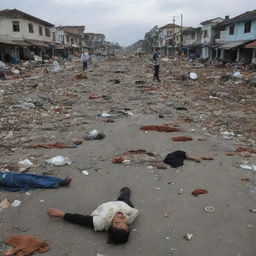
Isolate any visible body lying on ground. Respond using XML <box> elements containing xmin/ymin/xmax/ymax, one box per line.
<box><xmin>47</xmin><ymin>187</ymin><xmax>138</xmax><ymax>245</ymax></box>
<box><xmin>0</xmin><ymin>172</ymin><xmax>71</xmax><ymax>192</ymax></box>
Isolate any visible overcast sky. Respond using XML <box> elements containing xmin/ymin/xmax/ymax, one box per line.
<box><xmin>0</xmin><ymin>0</ymin><xmax>255</xmax><ymax>47</ymax></box>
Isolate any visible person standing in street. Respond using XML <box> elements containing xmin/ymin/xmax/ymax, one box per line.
<box><xmin>80</xmin><ymin>50</ymin><xmax>90</xmax><ymax>71</ymax></box>
<box><xmin>153</xmin><ymin>48</ymin><xmax>161</xmax><ymax>82</ymax></box>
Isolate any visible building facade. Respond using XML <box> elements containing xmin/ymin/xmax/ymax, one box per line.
<box><xmin>0</xmin><ymin>9</ymin><xmax>54</xmax><ymax>62</ymax></box>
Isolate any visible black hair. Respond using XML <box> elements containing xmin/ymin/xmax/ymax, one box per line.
<box><xmin>107</xmin><ymin>226</ymin><xmax>130</xmax><ymax>245</ymax></box>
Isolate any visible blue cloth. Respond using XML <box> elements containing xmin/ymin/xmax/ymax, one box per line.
<box><xmin>0</xmin><ymin>172</ymin><xmax>64</xmax><ymax>192</ymax></box>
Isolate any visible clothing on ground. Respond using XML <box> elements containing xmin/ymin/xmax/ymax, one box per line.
<box><xmin>4</xmin><ymin>235</ymin><xmax>50</xmax><ymax>256</ymax></box>
<box><xmin>0</xmin><ymin>172</ymin><xmax>66</xmax><ymax>192</ymax></box>
<box><xmin>163</xmin><ymin>150</ymin><xmax>187</xmax><ymax>168</ymax></box>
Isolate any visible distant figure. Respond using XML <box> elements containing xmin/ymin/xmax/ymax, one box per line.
<box><xmin>80</xmin><ymin>50</ymin><xmax>90</xmax><ymax>71</ymax></box>
<box><xmin>153</xmin><ymin>49</ymin><xmax>161</xmax><ymax>82</ymax></box>
<box><xmin>48</xmin><ymin>187</ymin><xmax>138</xmax><ymax>245</ymax></box>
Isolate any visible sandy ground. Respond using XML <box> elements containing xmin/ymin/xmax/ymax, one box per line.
<box><xmin>0</xmin><ymin>54</ymin><xmax>256</xmax><ymax>256</ymax></box>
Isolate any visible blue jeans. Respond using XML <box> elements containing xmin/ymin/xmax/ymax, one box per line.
<box><xmin>0</xmin><ymin>172</ymin><xmax>64</xmax><ymax>192</ymax></box>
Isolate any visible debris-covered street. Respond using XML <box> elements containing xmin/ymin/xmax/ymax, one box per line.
<box><xmin>0</xmin><ymin>54</ymin><xmax>255</xmax><ymax>255</ymax></box>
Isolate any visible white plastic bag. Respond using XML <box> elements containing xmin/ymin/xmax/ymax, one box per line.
<box><xmin>46</xmin><ymin>156</ymin><xmax>71</xmax><ymax>166</ymax></box>
<box><xmin>189</xmin><ymin>72</ymin><xmax>198</xmax><ymax>80</ymax></box>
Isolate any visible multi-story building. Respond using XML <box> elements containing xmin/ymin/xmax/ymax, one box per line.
<box><xmin>159</xmin><ymin>23</ymin><xmax>182</xmax><ymax>55</ymax></box>
<box><xmin>200</xmin><ymin>17</ymin><xmax>224</xmax><ymax>59</ymax></box>
<box><xmin>84</xmin><ymin>33</ymin><xmax>106</xmax><ymax>53</ymax></box>
<box><xmin>58</xmin><ymin>26</ymin><xmax>85</xmax><ymax>54</ymax></box>
<box><xmin>182</xmin><ymin>27</ymin><xmax>202</xmax><ymax>58</ymax></box>
<box><xmin>0</xmin><ymin>9</ymin><xmax>54</xmax><ymax>62</ymax></box>
<box><xmin>214</xmin><ymin>9</ymin><xmax>256</xmax><ymax>63</ymax></box>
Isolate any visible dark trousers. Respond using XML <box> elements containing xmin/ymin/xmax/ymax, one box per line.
<box><xmin>153</xmin><ymin>65</ymin><xmax>160</xmax><ymax>81</ymax></box>
<box><xmin>117</xmin><ymin>189</ymin><xmax>134</xmax><ymax>208</ymax></box>
<box><xmin>82</xmin><ymin>61</ymin><xmax>88</xmax><ymax>70</ymax></box>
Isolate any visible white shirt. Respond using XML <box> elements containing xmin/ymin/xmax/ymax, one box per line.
<box><xmin>91</xmin><ymin>201</ymin><xmax>139</xmax><ymax>231</ymax></box>
<box><xmin>81</xmin><ymin>53</ymin><xmax>89</xmax><ymax>62</ymax></box>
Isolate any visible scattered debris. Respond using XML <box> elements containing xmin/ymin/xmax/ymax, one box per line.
<box><xmin>171</xmin><ymin>136</ymin><xmax>193</xmax><ymax>141</ymax></box>
<box><xmin>192</xmin><ymin>189</ymin><xmax>208</xmax><ymax>196</ymax></box>
<box><xmin>84</xmin><ymin>129</ymin><xmax>105</xmax><ymax>140</ymax></box>
<box><xmin>81</xmin><ymin>170</ymin><xmax>89</xmax><ymax>176</ymax></box>
<box><xmin>189</xmin><ymin>72</ymin><xmax>198</xmax><ymax>80</ymax></box>
<box><xmin>0</xmin><ymin>199</ymin><xmax>10</xmax><ymax>211</ymax></box>
<box><xmin>89</xmin><ymin>94</ymin><xmax>102</xmax><ymax>99</ymax></box>
<box><xmin>240</xmin><ymin>164</ymin><xmax>256</xmax><ymax>171</ymax></box>
<box><xmin>18</xmin><ymin>159</ymin><xmax>33</xmax><ymax>172</ymax></box>
<box><xmin>45</xmin><ymin>156</ymin><xmax>72</xmax><ymax>166</ymax></box>
<box><xmin>11</xmin><ymin>200</ymin><xmax>22</xmax><ymax>207</ymax></box>
<box><xmin>184</xmin><ymin>233</ymin><xmax>193</xmax><ymax>241</ymax></box>
<box><xmin>140</xmin><ymin>124</ymin><xmax>179</xmax><ymax>132</ymax></box>
<box><xmin>204</xmin><ymin>206</ymin><xmax>215</xmax><ymax>213</ymax></box>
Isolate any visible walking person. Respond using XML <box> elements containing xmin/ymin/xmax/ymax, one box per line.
<box><xmin>153</xmin><ymin>48</ymin><xmax>161</xmax><ymax>82</ymax></box>
<box><xmin>80</xmin><ymin>50</ymin><xmax>90</xmax><ymax>71</ymax></box>
<box><xmin>47</xmin><ymin>187</ymin><xmax>138</xmax><ymax>245</ymax></box>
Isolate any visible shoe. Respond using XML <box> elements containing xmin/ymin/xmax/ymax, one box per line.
<box><xmin>120</xmin><ymin>187</ymin><xmax>130</xmax><ymax>193</ymax></box>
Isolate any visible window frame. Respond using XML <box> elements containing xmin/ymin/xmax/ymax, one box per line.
<box><xmin>39</xmin><ymin>26</ymin><xmax>43</xmax><ymax>36</ymax></box>
<box><xmin>28</xmin><ymin>23</ymin><xmax>34</xmax><ymax>33</ymax></box>
<box><xmin>244</xmin><ymin>21</ymin><xmax>251</xmax><ymax>33</ymax></box>
<box><xmin>229</xmin><ymin>24</ymin><xmax>234</xmax><ymax>35</ymax></box>
<box><xmin>45</xmin><ymin>27</ymin><xmax>50</xmax><ymax>37</ymax></box>
<box><xmin>12</xmin><ymin>21</ymin><xmax>20</xmax><ymax>32</ymax></box>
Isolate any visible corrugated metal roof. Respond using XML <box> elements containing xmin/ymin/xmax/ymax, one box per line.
<box><xmin>219</xmin><ymin>40</ymin><xmax>250</xmax><ymax>49</ymax></box>
<box><xmin>245</xmin><ymin>40</ymin><xmax>256</xmax><ymax>48</ymax></box>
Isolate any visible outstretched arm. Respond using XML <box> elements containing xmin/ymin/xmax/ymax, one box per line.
<box><xmin>185</xmin><ymin>153</ymin><xmax>201</xmax><ymax>162</ymax></box>
<box><xmin>47</xmin><ymin>208</ymin><xmax>94</xmax><ymax>228</ymax></box>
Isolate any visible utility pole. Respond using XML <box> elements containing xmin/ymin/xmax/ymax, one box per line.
<box><xmin>171</xmin><ymin>15</ymin><xmax>179</xmax><ymax>53</ymax></box>
<box><xmin>180</xmin><ymin>14</ymin><xmax>183</xmax><ymax>47</ymax></box>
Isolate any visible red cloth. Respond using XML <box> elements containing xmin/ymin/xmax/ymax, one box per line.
<box><xmin>192</xmin><ymin>189</ymin><xmax>208</xmax><ymax>197</ymax></box>
<box><xmin>171</xmin><ymin>136</ymin><xmax>193</xmax><ymax>141</ymax></box>
<box><xmin>4</xmin><ymin>235</ymin><xmax>49</xmax><ymax>256</ymax></box>
<box><xmin>140</xmin><ymin>125</ymin><xmax>179</xmax><ymax>132</ymax></box>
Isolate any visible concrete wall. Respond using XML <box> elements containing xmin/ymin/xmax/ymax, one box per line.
<box><xmin>183</xmin><ymin>30</ymin><xmax>201</xmax><ymax>46</ymax></box>
<box><xmin>219</xmin><ymin>20</ymin><xmax>256</xmax><ymax>41</ymax></box>
<box><xmin>0</xmin><ymin>17</ymin><xmax>53</xmax><ymax>41</ymax></box>
<box><xmin>201</xmin><ymin>24</ymin><xmax>213</xmax><ymax>44</ymax></box>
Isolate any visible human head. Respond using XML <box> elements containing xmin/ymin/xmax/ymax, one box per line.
<box><xmin>108</xmin><ymin>213</ymin><xmax>130</xmax><ymax>244</ymax></box>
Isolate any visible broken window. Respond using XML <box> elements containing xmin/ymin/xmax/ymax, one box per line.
<box><xmin>12</xmin><ymin>21</ymin><xmax>20</xmax><ymax>32</ymax></box>
<box><xmin>45</xmin><ymin>28</ymin><xmax>50</xmax><ymax>37</ymax></box>
<box><xmin>39</xmin><ymin>26</ymin><xmax>43</xmax><ymax>36</ymax></box>
<box><xmin>28</xmin><ymin>23</ymin><xmax>34</xmax><ymax>33</ymax></box>
<box><xmin>229</xmin><ymin>24</ymin><xmax>234</xmax><ymax>35</ymax></box>
<box><xmin>244</xmin><ymin>21</ymin><xmax>251</xmax><ymax>33</ymax></box>
<box><xmin>203</xmin><ymin>30</ymin><xmax>208</xmax><ymax>38</ymax></box>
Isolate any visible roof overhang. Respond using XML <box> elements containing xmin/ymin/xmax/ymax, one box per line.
<box><xmin>219</xmin><ymin>40</ymin><xmax>250</xmax><ymax>49</ymax></box>
<box><xmin>245</xmin><ymin>40</ymin><xmax>256</xmax><ymax>48</ymax></box>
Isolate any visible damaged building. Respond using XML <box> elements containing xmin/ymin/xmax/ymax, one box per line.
<box><xmin>0</xmin><ymin>9</ymin><xmax>54</xmax><ymax>62</ymax></box>
<box><xmin>57</xmin><ymin>26</ymin><xmax>85</xmax><ymax>55</ymax></box>
<box><xmin>214</xmin><ymin>9</ymin><xmax>256</xmax><ymax>64</ymax></box>
<box><xmin>83</xmin><ymin>33</ymin><xmax>106</xmax><ymax>54</ymax></box>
